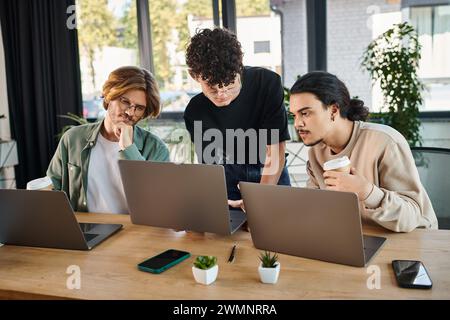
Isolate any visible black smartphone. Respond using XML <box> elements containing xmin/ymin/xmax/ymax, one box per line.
<box><xmin>392</xmin><ymin>260</ymin><xmax>432</xmax><ymax>289</ymax></box>
<box><xmin>137</xmin><ymin>249</ymin><xmax>190</xmax><ymax>274</ymax></box>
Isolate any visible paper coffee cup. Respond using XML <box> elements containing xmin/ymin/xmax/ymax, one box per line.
<box><xmin>323</xmin><ymin>156</ymin><xmax>351</xmax><ymax>173</ymax></box>
<box><xmin>26</xmin><ymin>176</ymin><xmax>53</xmax><ymax>190</ymax></box>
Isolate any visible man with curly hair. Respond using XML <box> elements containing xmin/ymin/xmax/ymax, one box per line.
<box><xmin>184</xmin><ymin>28</ymin><xmax>291</xmax><ymax>211</ymax></box>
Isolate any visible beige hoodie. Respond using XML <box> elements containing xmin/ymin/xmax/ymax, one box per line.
<box><xmin>306</xmin><ymin>121</ymin><xmax>438</xmax><ymax>232</ymax></box>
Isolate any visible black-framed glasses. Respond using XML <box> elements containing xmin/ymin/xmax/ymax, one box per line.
<box><xmin>204</xmin><ymin>76</ymin><xmax>242</xmax><ymax>98</ymax></box>
<box><xmin>117</xmin><ymin>96</ymin><xmax>147</xmax><ymax>116</ymax></box>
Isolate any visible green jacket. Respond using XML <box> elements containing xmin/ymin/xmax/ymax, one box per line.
<box><xmin>47</xmin><ymin>121</ymin><xmax>170</xmax><ymax>212</ymax></box>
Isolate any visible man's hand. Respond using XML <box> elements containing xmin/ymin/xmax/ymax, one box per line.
<box><xmin>228</xmin><ymin>199</ymin><xmax>246</xmax><ymax>212</ymax></box>
<box><xmin>114</xmin><ymin>123</ymin><xmax>134</xmax><ymax>150</ymax></box>
<box><xmin>228</xmin><ymin>199</ymin><xmax>249</xmax><ymax>232</ymax></box>
<box><xmin>323</xmin><ymin>167</ymin><xmax>373</xmax><ymax>201</ymax></box>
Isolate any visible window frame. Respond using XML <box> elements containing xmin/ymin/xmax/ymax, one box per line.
<box><xmin>408</xmin><ymin>3</ymin><xmax>450</xmax><ymax>118</ymax></box>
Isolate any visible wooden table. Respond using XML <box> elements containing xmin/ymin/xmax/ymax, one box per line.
<box><xmin>0</xmin><ymin>213</ymin><xmax>449</xmax><ymax>299</ymax></box>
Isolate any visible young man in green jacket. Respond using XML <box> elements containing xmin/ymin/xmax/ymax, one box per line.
<box><xmin>47</xmin><ymin>66</ymin><xmax>169</xmax><ymax>213</ymax></box>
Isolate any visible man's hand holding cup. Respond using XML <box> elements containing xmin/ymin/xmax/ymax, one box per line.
<box><xmin>323</xmin><ymin>156</ymin><xmax>373</xmax><ymax>201</ymax></box>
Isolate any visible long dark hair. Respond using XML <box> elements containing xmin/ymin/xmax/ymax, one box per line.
<box><xmin>290</xmin><ymin>71</ymin><xmax>369</xmax><ymax>121</ymax></box>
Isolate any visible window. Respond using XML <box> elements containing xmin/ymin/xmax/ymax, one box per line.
<box><xmin>410</xmin><ymin>5</ymin><xmax>450</xmax><ymax>79</ymax></box>
<box><xmin>369</xmin><ymin>5</ymin><xmax>450</xmax><ymax>112</ymax></box>
<box><xmin>76</xmin><ymin>0</ymin><xmax>139</xmax><ymax>120</ymax></box>
<box><xmin>149</xmin><ymin>0</ymin><xmax>213</xmax><ymax>113</ymax></box>
<box><xmin>410</xmin><ymin>5</ymin><xmax>450</xmax><ymax>111</ymax></box>
<box><xmin>369</xmin><ymin>11</ymin><xmax>402</xmax><ymax>113</ymax></box>
<box><xmin>235</xmin><ymin>0</ymin><xmax>282</xmax><ymax>76</ymax></box>
<box><xmin>76</xmin><ymin>0</ymin><xmax>284</xmax><ymax>117</ymax></box>
<box><xmin>77</xmin><ymin>0</ymin><xmax>215</xmax><ymax>117</ymax></box>
<box><xmin>254</xmin><ymin>41</ymin><xmax>270</xmax><ymax>54</ymax></box>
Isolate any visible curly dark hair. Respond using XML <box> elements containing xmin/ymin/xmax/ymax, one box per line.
<box><xmin>186</xmin><ymin>28</ymin><xmax>244</xmax><ymax>87</ymax></box>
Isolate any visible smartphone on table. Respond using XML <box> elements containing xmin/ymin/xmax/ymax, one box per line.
<box><xmin>392</xmin><ymin>260</ymin><xmax>432</xmax><ymax>289</ymax></box>
<box><xmin>137</xmin><ymin>249</ymin><xmax>191</xmax><ymax>274</ymax></box>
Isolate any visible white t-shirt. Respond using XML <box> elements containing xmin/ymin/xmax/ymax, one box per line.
<box><xmin>87</xmin><ymin>133</ymin><xmax>129</xmax><ymax>214</ymax></box>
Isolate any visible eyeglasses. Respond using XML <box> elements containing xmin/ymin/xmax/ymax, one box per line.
<box><xmin>117</xmin><ymin>96</ymin><xmax>147</xmax><ymax>116</ymax></box>
<box><xmin>204</xmin><ymin>78</ymin><xmax>242</xmax><ymax>98</ymax></box>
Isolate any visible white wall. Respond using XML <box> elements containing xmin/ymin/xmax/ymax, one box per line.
<box><xmin>237</xmin><ymin>14</ymin><xmax>282</xmax><ymax>71</ymax></box>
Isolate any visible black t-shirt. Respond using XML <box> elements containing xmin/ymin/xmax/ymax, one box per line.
<box><xmin>184</xmin><ymin>66</ymin><xmax>290</xmax><ymax>165</ymax></box>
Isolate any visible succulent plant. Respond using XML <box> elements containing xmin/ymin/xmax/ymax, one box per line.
<box><xmin>259</xmin><ymin>251</ymin><xmax>278</xmax><ymax>268</ymax></box>
<box><xmin>193</xmin><ymin>256</ymin><xmax>217</xmax><ymax>270</ymax></box>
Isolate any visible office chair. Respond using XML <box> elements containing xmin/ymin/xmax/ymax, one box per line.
<box><xmin>411</xmin><ymin>147</ymin><xmax>450</xmax><ymax>230</ymax></box>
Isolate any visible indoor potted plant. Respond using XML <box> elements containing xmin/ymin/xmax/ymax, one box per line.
<box><xmin>192</xmin><ymin>256</ymin><xmax>218</xmax><ymax>285</ymax></box>
<box><xmin>258</xmin><ymin>251</ymin><xmax>280</xmax><ymax>284</ymax></box>
<box><xmin>57</xmin><ymin>113</ymin><xmax>88</xmax><ymax>141</ymax></box>
<box><xmin>362</xmin><ymin>22</ymin><xmax>423</xmax><ymax>147</ymax></box>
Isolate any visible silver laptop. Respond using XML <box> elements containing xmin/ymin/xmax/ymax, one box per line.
<box><xmin>239</xmin><ymin>182</ymin><xmax>386</xmax><ymax>267</ymax></box>
<box><xmin>118</xmin><ymin>160</ymin><xmax>247</xmax><ymax>235</ymax></box>
<box><xmin>0</xmin><ymin>189</ymin><xmax>122</xmax><ymax>250</ymax></box>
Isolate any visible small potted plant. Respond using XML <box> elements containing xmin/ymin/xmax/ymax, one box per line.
<box><xmin>258</xmin><ymin>251</ymin><xmax>280</xmax><ymax>284</ymax></box>
<box><xmin>192</xmin><ymin>256</ymin><xmax>218</xmax><ymax>285</ymax></box>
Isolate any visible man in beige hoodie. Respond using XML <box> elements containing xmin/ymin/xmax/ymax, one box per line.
<box><xmin>289</xmin><ymin>71</ymin><xmax>437</xmax><ymax>232</ymax></box>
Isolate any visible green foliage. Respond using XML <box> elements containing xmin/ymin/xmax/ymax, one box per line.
<box><xmin>118</xmin><ymin>0</ymin><xmax>176</xmax><ymax>87</ymax></box>
<box><xmin>193</xmin><ymin>256</ymin><xmax>217</xmax><ymax>270</ymax></box>
<box><xmin>175</xmin><ymin>0</ymin><xmax>211</xmax><ymax>53</ymax></box>
<box><xmin>259</xmin><ymin>251</ymin><xmax>278</xmax><ymax>268</ymax></box>
<box><xmin>149</xmin><ymin>0</ymin><xmax>177</xmax><ymax>87</ymax></box>
<box><xmin>236</xmin><ymin>0</ymin><xmax>271</xmax><ymax>17</ymax></box>
<box><xmin>119</xmin><ymin>0</ymin><xmax>138</xmax><ymax>50</ymax></box>
<box><xmin>77</xmin><ymin>0</ymin><xmax>117</xmax><ymax>90</ymax></box>
<box><xmin>57</xmin><ymin>113</ymin><xmax>89</xmax><ymax>141</ymax></box>
<box><xmin>362</xmin><ymin>22</ymin><xmax>423</xmax><ymax>147</ymax></box>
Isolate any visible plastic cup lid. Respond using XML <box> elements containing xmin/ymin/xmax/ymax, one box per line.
<box><xmin>26</xmin><ymin>176</ymin><xmax>52</xmax><ymax>190</ymax></box>
<box><xmin>323</xmin><ymin>156</ymin><xmax>351</xmax><ymax>171</ymax></box>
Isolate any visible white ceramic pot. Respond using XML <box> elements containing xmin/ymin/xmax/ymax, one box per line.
<box><xmin>258</xmin><ymin>262</ymin><xmax>280</xmax><ymax>284</ymax></box>
<box><xmin>192</xmin><ymin>265</ymin><xmax>218</xmax><ymax>285</ymax></box>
